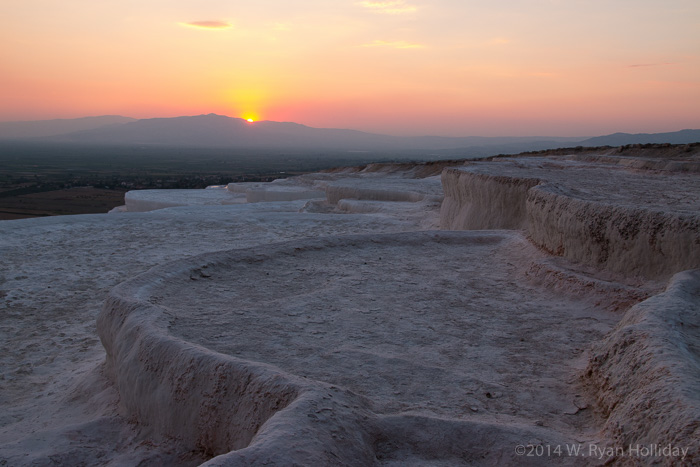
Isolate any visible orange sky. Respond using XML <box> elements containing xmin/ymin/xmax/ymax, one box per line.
<box><xmin>1</xmin><ymin>0</ymin><xmax>699</xmax><ymax>136</ymax></box>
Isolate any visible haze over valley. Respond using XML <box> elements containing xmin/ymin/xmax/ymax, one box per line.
<box><xmin>2</xmin><ymin>114</ymin><xmax>698</xmax><ymax>220</ymax></box>
<box><xmin>3</xmin><ymin>114</ymin><xmax>700</xmax><ymax>151</ymax></box>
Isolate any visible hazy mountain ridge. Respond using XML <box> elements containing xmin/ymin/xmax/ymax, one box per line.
<box><xmin>1</xmin><ymin>114</ymin><xmax>697</xmax><ymax>152</ymax></box>
<box><xmin>581</xmin><ymin>129</ymin><xmax>700</xmax><ymax>147</ymax></box>
<box><xmin>0</xmin><ymin>116</ymin><xmax>136</xmax><ymax>139</ymax></box>
<box><xmin>40</xmin><ymin>114</ymin><xmax>583</xmax><ymax>151</ymax></box>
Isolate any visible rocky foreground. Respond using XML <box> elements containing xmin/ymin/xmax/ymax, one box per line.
<box><xmin>1</xmin><ymin>144</ymin><xmax>699</xmax><ymax>465</ymax></box>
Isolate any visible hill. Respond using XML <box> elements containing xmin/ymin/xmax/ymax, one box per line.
<box><xmin>0</xmin><ymin>116</ymin><xmax>136</xmax><ymax>139</ymax></box>
<box><xmin>1</xmin><ymin>114</ymin><xmax>580</xmax><ymax>152</ymax></box>
<box><xmin>3</xmin><ymin>114</ymin><xmax>698</xmax><ymax>152</ymax></box>
<box><xmin>581</xmin><ymin>129</ymin><xmax>700</xmax><ymax>146</ymax></box>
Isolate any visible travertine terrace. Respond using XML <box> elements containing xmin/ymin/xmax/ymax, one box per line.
<box><xmin>1</xmin><ymin>145</ymin><xmax>699</xmax><ymax>465</ymax></box>
<box><xmin>441</xmin><ymin>151</ymin><xmax>700</xmax><ymax>279</ymax></box>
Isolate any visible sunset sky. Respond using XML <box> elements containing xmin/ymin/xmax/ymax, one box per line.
<box><xmin>1</xmin><ymin>0</ymin><xmax>698</xmax><ymax>136</ymax></box>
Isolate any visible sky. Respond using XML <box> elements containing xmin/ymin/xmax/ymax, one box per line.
<box><xmin>1</xmin><ymin>0</ymin><xmax>699</xmax><ymax>136</ymax></box>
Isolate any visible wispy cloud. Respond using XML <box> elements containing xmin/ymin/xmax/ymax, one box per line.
<box><xmin>628</xmin><ymin>62</ymin><xmax>674</xmax><ymax>68</ymax></box>
<box><xmin>357</xmin><ymin>1</ymin><xmax>417</xmax><ymax>14</ymax></box>
<box><xmin>362</xmin><ymin>40</ymin><xmax>425</xmax><ymax>49</ymax></box>
<box><xmin>180</xmin><ymin>21</ymin><xmax>232</xmax><ymax>30</ymax></box>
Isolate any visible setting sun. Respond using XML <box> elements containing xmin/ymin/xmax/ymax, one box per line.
<box><xmin>242</xmin><ymin>112</ymin><xmax>259</xmax><ymax>123</ymax></box>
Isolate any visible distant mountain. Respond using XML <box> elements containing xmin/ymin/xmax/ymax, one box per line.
<box><xmin>0</xmin><ymin>116</ymin><xmax>136</xmax><ymax>139</ymax></box>
<box><xmin>580</xmin><ymin>129</ymin><xmax>700</xmax><ymax>147</ymax></box>
<box><xmin>29</xmin><ymin>113</ymin><xmax>582</xmax><ymax>151</ymax></box>
<box><xmin>2</xmin><ymin>114</ymin><xmax>696</xmax><ymax>152</ymax></box>
<box><xmin>46</xmin><ymin>114</ymin><xmax>400</xmax><ymax>149</ymax></box>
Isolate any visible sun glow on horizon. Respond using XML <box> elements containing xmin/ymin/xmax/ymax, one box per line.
<box><xmin>242</xmin><ymin>112</ymin><xmax>260</xmax><ymax>122</ymax></box>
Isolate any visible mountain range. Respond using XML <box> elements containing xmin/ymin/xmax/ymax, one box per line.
<box><xmin>0</xmin><ymin>116</ymin><xmax>136</xmax><ymax>139</ymax></box>
<box><xmin>1</xmin><ymin>114</ymin><xmax>698</xmax><ymax>152</ymax></box>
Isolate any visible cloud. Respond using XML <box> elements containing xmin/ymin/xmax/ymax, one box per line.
<box><xmin>362</xmin><ymin>40</ymin><xmax>425</xmax><ymax>49</ymax></box>
<box><xmin>627</xmin><ymin>62</ymin><xmax>674</xmax><ymax>68</ymax></box>
<box><xmin>357</xmin><ymin>1</ymin><xmax>417</xmax><ymax>14</ymax></box>
<box><xmin>180</xmin><ymin>21</ymin><xmax>232</xmax><ymax>30</ymax></box>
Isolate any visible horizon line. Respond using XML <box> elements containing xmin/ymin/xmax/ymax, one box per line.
<box><xmin>2</xmin><ymin>113</ymin><xmax>699</xmax><ymax>140</ymax></box>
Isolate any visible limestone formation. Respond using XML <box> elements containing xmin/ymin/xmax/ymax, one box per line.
<box><xmin>1</xmin><ymin>145</ymin><xmax>698</xmax><ymax>465</ymax></box>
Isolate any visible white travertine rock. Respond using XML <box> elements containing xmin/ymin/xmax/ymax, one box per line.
<box><xmin>584</xmin><ymin>269</ymin><xmax>700</xmax><ymax>463</ymax></box>
<box><xmin>3</xmin><ymin>148</ymin><xmax>699</xmax><ymax>466</ymax></box>
<box><xmin>440</xmin><ymin>169</ymin><xmax>540</xmax><ymax>230</ymax></box>
<box><xmin>326</xmin><ymin>176</ymin><xmax>442</xmax><ymax>205</ymax></box>
<box><xmin>98</xmin><ymin>231</ymin><xmax>625</xmax><ymax>465</ymax></box>
<box><xmin>440</xmin><ymin>157</ymin><xmax>700</xmax><ymax>279</ymax></box>
<box><xmin>107</xmin><ymin>205</ymin><xmax>127</xmax><ymax>214</ymax></box>
<box><xmin>125</xmin><ymin>188</ymin><xmax>245</xmax><ymax>212</ymax></box>
<box><xmin>245</xmin><ymin>186</ymin><xmax>325</xmax><ymax>203</ymax></box>
<box><xmin>226</xmin><ymin>182</ymin><xmax>265</xmax><ymax>193</ymax></box>
<box><xmin>0</xmin><ymin>200</ymin><xmax>417</xmax><ymax>466</ymax></box>
<box><xmin>527</xmin><ymin>184</ymin><xmax>700</xmax><ymax>280</ymax></box>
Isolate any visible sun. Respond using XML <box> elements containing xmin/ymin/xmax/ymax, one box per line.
<box><xmin>247</xmin><ymin>118</ymin><xmax>254</xmax><ymax>123</ymax></box>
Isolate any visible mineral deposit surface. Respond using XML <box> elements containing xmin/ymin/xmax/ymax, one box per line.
<box><xmin>2</xmin><ymin>146</ymin><xmax>699</xmax><ymax>465</ymax></box>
